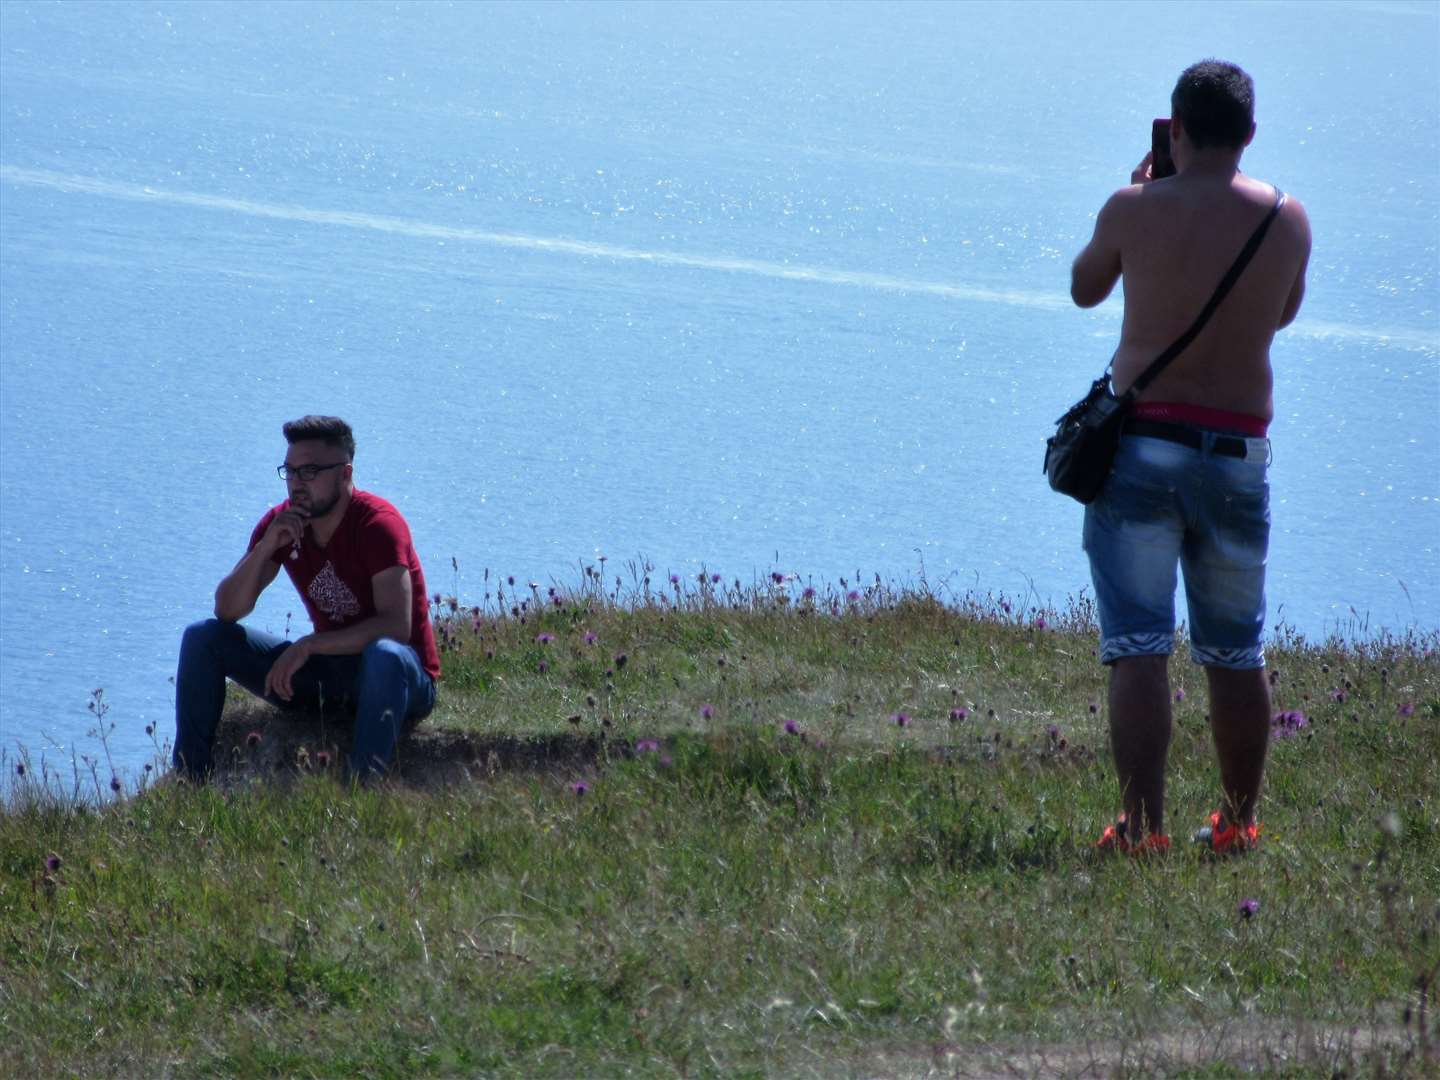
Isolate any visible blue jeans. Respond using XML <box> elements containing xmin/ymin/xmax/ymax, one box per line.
<box><xmin>174</xmin><ymin>619</ymin><xmax>436</xmax><ymax>780</ymax></box>
<box><xmin>1083</xmin><ymin>430</ymin><xmax>1271</xmax><ymax>669</ymax></box>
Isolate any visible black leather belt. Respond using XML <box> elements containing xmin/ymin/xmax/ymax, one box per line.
<box><xmin>1123</xmin><ymin>418</ymin><xmax>1255</xmax><ymax>458</ymax></box>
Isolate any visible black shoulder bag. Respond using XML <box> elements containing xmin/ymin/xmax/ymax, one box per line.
<box><xmin>1044</xmin><ymin>187</ymin><xmax>1286</xmax><ymax>504</ymax></box>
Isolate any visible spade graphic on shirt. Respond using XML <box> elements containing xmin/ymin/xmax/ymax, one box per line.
<box><xmin>307</xmin><ymin>561</ymin><xmax>362</xmax><ymax>622</ymax></box>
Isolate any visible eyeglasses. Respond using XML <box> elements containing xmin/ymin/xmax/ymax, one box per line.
<box><xmin>277</xmin><ymin>462</ymin><xmax>347</xmax><ymax>482</ymax></box>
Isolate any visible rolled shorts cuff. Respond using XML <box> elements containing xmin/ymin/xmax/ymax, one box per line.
<box><xmin>1189</xmin><ymin>642</ymin><xmax>1266</xmax><ymax>670</ymax></box>
<box><xmin>1099</xmin><ymin>631</ymin><xmax>1175</xmax><ymax>666</ymax></box>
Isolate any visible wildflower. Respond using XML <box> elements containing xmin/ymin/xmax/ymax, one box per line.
<box><xmin>1034</xmin><ymin>616</ymin><xmax>1047</xmax><ymax>630</ymax></box>
<box><xmin>1397</xmin><ymin>702</ymin><xmax>1415</xmax><ymax>717</ymax></box>
<box><xmin>1174</xmin><ymin>688</ymin><xmax>1186</xmax><ymax>703</ymax></box>
<box><xmin>1046</xmin><ymin>725</ymin><xmax>1060</xmax><ymax>742</ymax></box>
<box><xmin>1329</xmin><ymin>688</ymin><xmax>1346</xmax><ymax>703</ymax></box>
<box><xmin>507</xmin><ymin>575</ymin><xmax>515</xmax><ymax>586</ymax></box>
<box><xmin>536</xmin><ymin>633</ymin><xmax>555</xmax><ymax>645</ymax></box>
<box><xmin>783</xmin><ymin>720</ymin><xmax>800</xmax><ymax>735</ymax></box>
<box><xmin>570</xmin><ymin>781</ymin><xmax>589</xmax><ymax>797</ymax></box>
<box><xmin>144</xmin><ymin>724</ymin><xmax>154</xmax><ymax>736</ymax></box>
<box><xmin>659</xmin><ymin>755</ymin><xmax>673</xmax><ymax>768</ymax></box>
<box><xmin>110</xmin><ymin>776</ymin><xmax>121</xmax><ymax>793</ymax></box>
<box><xmin>1270</xmin><ymin>710</ymin><xmax>1309</xmax><ymax>737</ymax></box>
<box><xmin>846</xmin><ymin>590</ymin><xmax>860</xmax><ymax>602</ymax></box>
<box><xmin>669</xmin><ymin>573</ymin><xmax>681</xmax><ymax>585</ymax></box>
<box><xmin>15</xmin><ymin>763</ymin><xmax>24</xmax><ymax>777</ymax></box>
<box><xmin>537</xmin><ymin>660</ymin><xmax>548</xmax><ymax>674</ymax></box>
<box><xmin>892</xmin><ymin>712</ymin><xmax>910</xmax><ymax>728</ymax></box>
<box><xmin>1088</xmin><ymin>702</ymin><xmax>1099</xmax><ymax>714</ymax></box>
<box><xmin>45</xmin><ymin>854</ymin><xmax>61</xmax><ymax>873</ymax></box>
<box><xmin>614</xmin><ymin>653</ymin><xmax>628</xmax><ymax>668</ymax></box>
<box><xmin>711</xmin><ymin>573</ymin><xmax>722</xmax><ymax>584</ymax></box>
<box><xmin>485</xmin><ymin>649</ymin><xmax>495</xmax><ymax>660</ymax></box>
<box><xmin>700</xmin><ymin>704</ymin><xmax>714</xmax><ymax>720</ymax></box>
<box><xmin>583</xmin><ymin>631</ymin><xmax>598</xmax><ymax>645</ymax></box>
<box><xmin>636</xmin><ymin>739</ymin><xmax>660</xmax><ymax>754</ymax></box>
<box><xmin>771</xmin><ymin>572</ymin><xmax>785</xmax><ymax>585</ymax></box>
<box><xmin>585</xmin><ymin>694</ymin><xmax>597</xmax><ymax>707</ymax></box>
<box><xmin>1237</xmin><ymin>898</ymin><xmax>1260</xmax><ymax>919</ymax></box>
<box><xmin>316</xmin><ymin>750</ymin><xmax>332</xmax><ymax>768</ymax></box>
<box><xmin>949</xmin><ymin>707</ymin><xmax>969</xmax><ymax>721</ymax></box>
<box><xmin>552</xmin><ymin>595</ymin><xmax>563</xmax><ymax>607</ymax></box>
<box><xmin>245</xmin><ymin>730</ymin><xmax>263</xmax><ymax>749</ymax></box>
<box><xmin>802</xmin><ymin>587</ymin><xmax>816</xmax><ymax>600</ymax></box>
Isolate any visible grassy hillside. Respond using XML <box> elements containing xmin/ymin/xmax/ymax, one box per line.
<box><xmin>4</xmin><ymin>576</ymin><xmax>1437</xmax><ymax>1076</ymax></box>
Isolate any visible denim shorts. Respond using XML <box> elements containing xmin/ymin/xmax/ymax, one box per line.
<box><xmin>1083</xmin><ymin>429</ymin><xmax>1271</xmax><ymax>669</ymax></box>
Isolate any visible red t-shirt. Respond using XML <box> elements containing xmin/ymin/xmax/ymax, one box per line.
<box><xmin>249</xmin><ymin>490</ymin><xmax>441</xmax><ymax>679</ymax></box>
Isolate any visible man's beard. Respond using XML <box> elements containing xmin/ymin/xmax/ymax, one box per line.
<box><xmin>292</xmin><ymin>488</ymin><xmax>341</xmax><ymax>519</ymax></box>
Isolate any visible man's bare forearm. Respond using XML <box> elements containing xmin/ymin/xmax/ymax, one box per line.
<box><xmin>294</xmin><ymin>611</ymin><xmax>412</xmax><ymax>658</ymax></box>
<box><xmin>214</xmin><ymin>545</ymin><xmax>280</xmax><ymax>621</ymax></box>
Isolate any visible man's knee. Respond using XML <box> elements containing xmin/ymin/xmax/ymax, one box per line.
<box><xmin>358</xmin><ymin>638</ymin><xmax>410</xmax><ymax>678</ymax></box>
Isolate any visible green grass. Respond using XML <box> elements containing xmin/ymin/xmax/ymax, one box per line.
<box><xmin>3</xmin><ymin>577</ymin><xmax>1437</xmax><ymax>1077</ymax></box>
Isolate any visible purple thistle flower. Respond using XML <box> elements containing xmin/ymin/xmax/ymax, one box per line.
<box><xmin>570</xmin><ymin>781</ymin><xmax>589</xmax><ymax>797</ymax></box>
<box><xmin>711</xmin><ymin>573</ymin><xmax>722</xmax><ymax>584</ymax></box>
<box><xmin>614</xmin><ymin>653</ymin><xmax>628</xmax><ymax>668</ymax></box>
<box><xmin>1270</xmin><ymin>709</ymin><xmax>1309</xmax><ymax>737</ymax></box>
<box><xmin>583</xmin><ymin>631</ymin><xmax>598</xmax><ymax>645</ymax></box>
<box><xmin>507</xmin><ymin>575</ymin><xmax>515</xmax><ymax>586</ymax></box>
<box><xmin>949</xmin><ymin>707</ymin><xmax>969</xmax><ymax>721</ymax></box>
<box><xmin>45</xmin><ymin>854</ymin><xmax>61</xmax><ymax>873</ymax></box>
<box><xmin>144</xmin><ymin>724</ymin><xmax>154</xmax><ymax>736</ymax></box>
<box><xmin>1088</xmin><ymin>702</ymin><xmax>1099</xmax><ymax>714</ymax></box>
<box><xmin>485</xmin><ymin>649</ymin><xmax>495</xmax><ymax>660</ymax></box>
<box><xmin>892</xmin><ymin>712</ymin><xmax>910</xmax><ymax>728</ymax></box>
<box><xmin>802</xmin><ymin>586</ymin><xmax>816</xmax><ymax>600</ymax></box>
<box><xmin>699</xmin><ymin>704</ymin><xmax>714</xmax><ymax>720</ymax></box>
<box><xmin>783</xmin><ymin>719</ymin><xmax>800</xmax><ymax>735</ymax></box>
<box><xmin>771</xmin><ymin>571</ymin><xmax>785</xmax><ymax>585</ymax></box>
<box><xmin>1034</xmin><ymin>616</ymin><xmax>1047</xmax><ymax>630</ymax></box>
<box><xmin>669</xmin><ymin>573</ymin><xmax>681</xmax><ymax>585</ymax></box>
<box><xmin>316</xmin><ymin>750</ymin><xmax>332</xmax><ymax>767</ymax></box>
<box><xmin>109</xmin><ymin>776</ymin><xmax>121</xmax><ymax>793</ymax></box>
<box><xmin>1046</xmin><ymin>724</ymin><xmax>1060</xmax><ymax>742</ymax></box>
<box><xmin>536</xmin><ymin>633</ymin><xmax>555</xmax><ymax>644</ymax></box>
<box><xmin>1329</xmin><ymin>688</ymin><xmax>1346</xmax><ymax>703</ymax></box>
<box><xmin>636</xmin><ymin>739</ymin><xmax>661</xmax><ymax>754</ymax></box>
<box><xmin>552</xmin><ymin>595</ymin><xmax>563</xmax><ymax>607</ymax></box>
<box><xmin>846</xmin><ymin>590</ymin><xmax>860</xmax><ymax>602</ymax></box>
<box><xmin>15</xmin><ymin>763</ymin><xmax>24</xmax><ymax>777</ymax></box>
<box><xmin>1397</xmin><ymin>701</ymin><xmax>1415</xmax><ymax>717</ymax></box>
<box><xmin>1238</xmin><ymin>898</ymin><xmax>1260</xmax><ymax>919</ymax></box>
<box><xmin>1174</xmin><ymin>688</ymin><xmax>1186</xmax><ymax>703</ymax></box>
<box><xmin>658</xmin><ymin>755</ymin><xmax>673</xmax><ymax>768</ymax></box>
<box><xmin>245</xmin><ymin>730</ymin><xmax>263</xmax><ymax>749</ymax></box>
<box><xmin>537</xmin><ymin>660</ymin><xmax>548</xmax><ymax>674</ymax></box>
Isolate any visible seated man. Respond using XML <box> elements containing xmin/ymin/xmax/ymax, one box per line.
<box><xmin>1069</xmin><ymin>60</ymin><xmax>1311</xmax><ymax>853</ymax></box>
<box><xmin>173</xmin><ymin>415</ymin><xmax>440</xmax><ymax>780</ymax></box>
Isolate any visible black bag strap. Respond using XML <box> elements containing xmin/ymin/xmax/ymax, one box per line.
<box><xmin>1121</xmin><ymin>186</ymin><xmax>1287</xmax><ymax>399</ymax></box>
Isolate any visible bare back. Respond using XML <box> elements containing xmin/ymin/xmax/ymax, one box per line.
<box><xmin>1105</xmin><ymin>173</ymin><xmax>1310</xmax><ymax>419</ymax></box>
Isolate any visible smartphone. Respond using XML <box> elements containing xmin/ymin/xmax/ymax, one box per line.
<box><xmin>1151</xmin><ymin>118</ymin><xmax>1176</xmax><ymax>179</ymax></box>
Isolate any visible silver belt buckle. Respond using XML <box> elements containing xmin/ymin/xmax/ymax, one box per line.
<box><xmin>1243</xmin><ymin>437</ymin><xmax>1269</xmax><ymax>463</ymax></box>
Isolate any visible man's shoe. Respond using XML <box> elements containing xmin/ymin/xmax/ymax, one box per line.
<box><xmin>1194</xmin><ymin>810</ymin><xmax>1260</xmax><ymax>855</ymax></box>
<box><xmin>1095</xmin><ymin>814</ymin><xmax>1172</xmax><ymax>857</ymax></box>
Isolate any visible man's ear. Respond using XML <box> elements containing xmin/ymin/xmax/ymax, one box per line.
<box><xmin>1243</xmin><ymin>122</ymin><xmax>1256</xmax><ymax>148</ymax></box>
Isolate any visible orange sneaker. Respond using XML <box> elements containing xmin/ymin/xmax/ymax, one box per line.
<box><xmin>1194</xmin><ymin>811</ymin><xmax>1261</xmax><ymax>855</ymax></box>
<box><xmin>1095</xmin><ymin>814</ymin><xmax>1172</xmax><ymax>857</ymax></box>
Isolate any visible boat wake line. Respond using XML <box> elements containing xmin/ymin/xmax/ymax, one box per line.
<box><xmin>2</xmin><ymin>165</ymin><xmax>1435</xmax><ymax>354</ymax></box>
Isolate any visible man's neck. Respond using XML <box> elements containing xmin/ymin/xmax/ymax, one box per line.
<box><xmin>307</xmin><ymin>486</ymin><xmax>354</xmax><ymax>546</ymax></box>
<box><xmin>1177</xmin><ymin>148</ymin><xmax>1244</xmax><ymax>181</ymax></box>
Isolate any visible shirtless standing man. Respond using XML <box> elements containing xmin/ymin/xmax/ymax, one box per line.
<box><xmin>1069</xmin><ymin>60</ymin><xmax>1311</xmax><ymax>853</ymax></box>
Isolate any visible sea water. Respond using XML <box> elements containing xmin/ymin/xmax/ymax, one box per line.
<box><xmin>1</xmin><ymin>0</ymin><xmax>1436</xmax><ymax>785</ymax></box>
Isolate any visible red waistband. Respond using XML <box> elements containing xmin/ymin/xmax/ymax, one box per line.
<box><xmin>1131</xmin><ymin>401</ymin><xmax>1269</xmax><ymax>437</ymax></box>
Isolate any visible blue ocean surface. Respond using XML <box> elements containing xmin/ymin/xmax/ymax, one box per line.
<box><xmin>2</xmin><ymin>0</ymin><xmax>1437</xmax><ymax>784</ymax></box>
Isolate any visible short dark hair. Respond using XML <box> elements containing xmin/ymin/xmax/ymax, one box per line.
<box><xmin>1171</xmin><ymin>60</ymin><xmax>1255</xmax><ymax>151</ymax></box>
<box><xmin>282</xmin><ymin>415</ymin><xmax>355</xmax><ymax>461</ymax></box>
